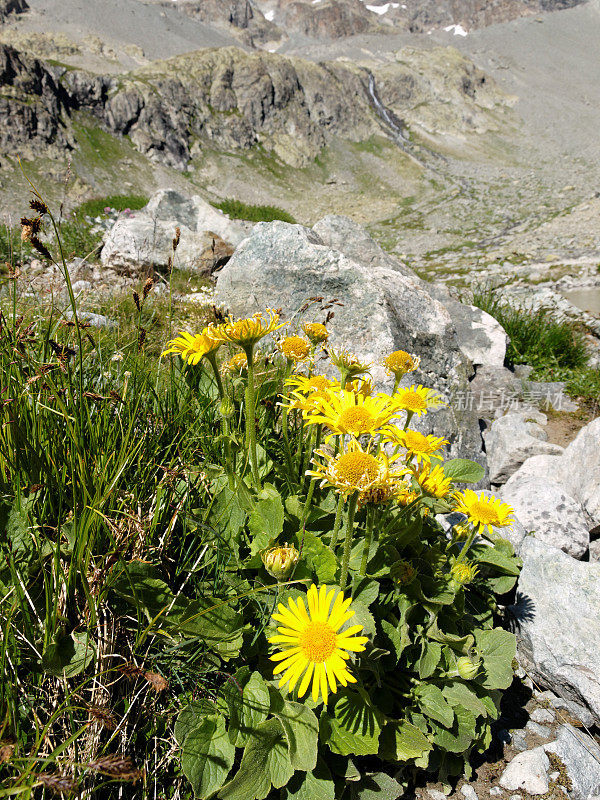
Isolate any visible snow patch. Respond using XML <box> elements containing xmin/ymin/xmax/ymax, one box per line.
<box><xmin>444</xmin><ymin>23</ymin><xmax>469</xmax><ymax>36</ymax></box>
<box><xmin>264</xmin><ymin>9</ymin><xmax>275</xmax><ymax>21</ymax></box>
<box><xmin>365</xmin><ymin>2</ymin><xmax>399</xmax><ymax>15</ymax></box>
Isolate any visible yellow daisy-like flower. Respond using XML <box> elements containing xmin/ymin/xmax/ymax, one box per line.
<box><xmin>212</xmin><ymin>309</ymin><xmax>285</xmax><ymax>348</ymax></box>
<box><xmin>269</xmin><ymin>584</ymin><xmax>368</xmax><ymax>704</ymax></box>
<box><xmin>283</xmin><ymin>374</ymin><xmax>340</xmax><ymax>413</ymax></box>
<box><xmin>302</xmin><ymin>322</ymin><xmax>329</xmax><ymax>344</ymax></box>
<box><xmin>345</xmin><ymin>378</ymin><xmax>375</xmax><ymax>397</ymax></box>
<box><xmin>221</xmin><ymin>352</ymin><xmax>248</xmax><ymax>375</ymax></box>
<box><xmin>307</xmin><ymin>439</ymin><xmax>405</xmax><ymax>498</ymax></box>
<box><xmin>382</xmin><ymin>350</ymin><xmax>421</xmax><ymax>379</ymax></box>
<box><xmin>415</xmin><ymin>463</ymin><xmax>453</xmax><ymax>498</ymax></box>
<box><xmin>453</xmin><ymin>490</ymin><xmax>514</xmax><ymax>535</ymax></box>
<box><xmin>383</xmin><ymin>428</ymin><xmax>448</xmax><ymax>465</ymax></box>
<box><xmin>396</xmin><ymin>485</ymin><xmax>420</xmax><ymax>507</ymax></box>
<box><xmin>328</xmin><ymin>348</ymin><xmax>371</xmax><ymax>380</ymax></box>
<box><xmin>162</xmin><ymin>327</ymin><xmax>222</xmax><ymax>365</ymax></box>
<box><xmin>278</xmin><ymin>335</ymin><xmax>311</xmax><ymax>363</ymax></box>
<box><xmin>391</xmin><ymin>385</ymin><xmax>446</xmax><ymax>417</ymax></box>
<box><xmin>303</xmin><ymin>390</ymin><xmax>398</xmax><ymax>440</ymax></box>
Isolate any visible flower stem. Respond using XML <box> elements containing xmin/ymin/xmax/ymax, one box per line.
<box><xmin>454</xmin><ymin>525</ymin><xmax>478</xmax><ymax>565</ymax></box>
<box><xmin>340</xmin><ymin>492</ymin><xmax>359</xmax><ymax>591</ymax></box>
<box><xmin>206</xmin><ymin>352</ymin><xmax>234</xmax><ymax>489</ymax></box>
<box><xmin>330</xmin><ymin>493</ymin><xmax>344</xmax><ymax>550</ymax></box>
<box><xmin>244</xmin><ymin>345</ymin><xmax>261</xmax><ymax>490</ymax></box>
<box><xmin>281</xmin><ymin>364</ymin><xmax>294</xmax><ymax>481</ymax></box>
<box><xmin>360</xmin><ymin>505</ymin><xmax>374</xmax><ymax>576</ymax></box>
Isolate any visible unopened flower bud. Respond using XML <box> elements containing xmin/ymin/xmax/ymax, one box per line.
<box><xmin>219</xmin><ymin>397</ymin><xmax>235</xmax><ymax>418</ymax></box>
<box><xmin>456</xmin><ymin>656</ymin><xmax>481</xmax><ymax>680</ymax></box>
<box><xmin>261</xmin><ymin>544</ymin><xmax>299</xmax><ymax>581</ymax></box>
<box><xmin>450</xmin><ymin>561</ymin><xmax>479</xmax><ymax>587</ymax></box>
<box><xmin>390</xmin><ymin>559</ymin><xmax>416</xmax><ymax>586</ymax></box>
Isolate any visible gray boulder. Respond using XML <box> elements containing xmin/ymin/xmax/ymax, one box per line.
<box><xmin>101</xmin><ymin>190</ymin><xmax>245</xmax><ymax>274</ymax></box>
<box><xmin>560</xmin><ymin>417</ymin><xmax>600</xmax><ymax>533</ymax></box>
<box><xmin>545</xmin><ymin>724</ymin><xmax>600</xmax><ymax>800</ymax></box>
<box><xmin>512</xmin><ymin>537</ymin><xmax>600</xmax><ymax>726</ymax></box>
<box><xmin>215</xmin><ymin>220</ymin><xmax>487</xmax><ymax>465</ymax></box>
<box><xmin>590</xmin><ymin>539</ymin><xmax>600</xmax><ymax>563</ymax></box>
<box><xmin>499</xmin><ymin>747</ymin><xmax>550</xmax><ymax>795</ymax></box>
<box><xmin>485</xmin><ymin>410</ymin><xmax>564</xmax><ymax>485</ymax></box>
<box><xmin>501</xmin><ymin>475</ymin><xmax>589</xmax><ymax>558</ymax></box>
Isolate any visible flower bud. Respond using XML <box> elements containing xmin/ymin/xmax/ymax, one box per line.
<box><xmin>219</xmin><ymin>397</ymin><xmax>235</xmax><ymax>418</ymax></box>
<box><xmin>261</xmin><ymin>544</ymin><xmax>300</xmax><ymax>581</ymax></box>
<box><xmin>390</xmin><ymin>559</ymin><xmax>416</xmax><ymax>586</ymax></box>
<box><xmin>450</xmin><ymin>560</ymin><xmax>479</xmax><ymax>586</ymax></box>
<box><xmin>456</xmin><ymin>656</ymin><xmax>481</xmax><ymax>680</ymax></box>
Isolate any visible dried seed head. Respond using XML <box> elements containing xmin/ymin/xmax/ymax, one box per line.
<box><xmin>88</xmin><ymin>704</ymin><xmax>117</xmax><ymax>730</ymax></box>
<box><xmin>142</xmin><ymin>278</ymin><xmax>154</xmax><ymax>299</ymax></box>
<box><xmin>132</xmin><ymin>291</ymin><xmax>141</xmax><ymax>312</ymax></box>
<box><xmin>30</xmin><ymin>236</ymin><xmax>52</xmax><ymax>261</ymax></box>
<box><xmin>172</xmin><ymin>227</ymin><xmax>181</xmax><ymax>252</ymax></box>
<box><xmin>0</xmin><ymin>742</ymin><xmax>15</xmax><ymax>764</ymax></box>
<box><xmin>30</xmin><ymin>198</ymin><xmax>49</xmax><ymax>215</ymax></box>
<box><xmin>143</xmin><ymin>670</ymin><xmax>169</xmax><ymax>692</ymax></box>
<box><xmin>86</xmin><ymin>755</ymin><xmax>142</xmax><ymax>783</ymax></box>
<box><xmin>36</xmin><ymin>773</ymin><xmax>79</xmax><ymax>795</ymax></box>
<box><xmin>137</xmin><ymin>328</ymin><xmax>147</xmax><ymax>351</ymax></box>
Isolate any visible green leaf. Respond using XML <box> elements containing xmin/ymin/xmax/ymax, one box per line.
<box><xmin>414</xmin><ymin>684</ymin><xmax>454</xmax><ymax>728</ymax></box>
<box><xmin>179</xmin><ymin>715</ymin><xmax>235</xmax><ymax>798</ymax></box>
<box><xmin>351</xmin><ymin>578</ymin><xmax>380</xmax><ymax>607</ymax></box>
<box><xmin>175</xmin><ymin>701</ymin><xmax>223</xmax><ymax>744</ymax></box>
<box><xmin>1</xmin><ymin>499</ymin><xmax>36</xmax><ymax>572</ymax></box>
<box><xmin>281</xmin><ymin>757</ymin><xmax>335</xmax><ymax>800</ymax></box>
<box><xmin>442</xmin><ymin>459</ymin><xmax>485</xmax><ymax>484</ymax></box>
<box><xmin>170</xmin><ymin>596</ymin><xmax>243</xmax><ymax>659</ymax></box>
<box><xmin>299</xmin><ymin>531</ymin><xmax>337</xmax><ymax>582</ymax></box>
<box><xmin>319</xmin><ymin>690</ymin><xmax>383</xmax><ymax>757</ymax></box>
<box><xmin>418</xmin><ymin>641</ymin><xmax>442</xmax><ymax>679</ymax></box>
<box><xmin>346</xmin><ymin>599</ymin><xmax>376</xmax><ymax>638</ymax></box>
<box><xmin>432</xmin><ymin>706</ymin><xmax>477</xmax><ymax>753</ymax></box>
<box><xmin>249</xmin><ymin>484</ymin><xmax>284</xmax><ymax>556</ymax></box>
<box><xmin>380</xmin><ymin>620</ymin><xmax>410</xmax><ymax>662</ymax></box>
<box><xmin>41</xmin><ymin>631</ymin><xmax>95</xmax><ymax>678</ymax></box>
<box><xmin>475</xmin><ymin>628</ymin><xmax>517</xmax><ymax>690</ymax></box>
<box><xmin>110</xmin><ymin>561</ymin><xmax>174</xmax><ymax>619</ymax></box>
<box><xmin>442</xmin><ymin>682</ymin><xmax>487</xmax><ymax>718</ymax></box>
<box><xmin>224</xmin><ymin>670</ymin><xmax>270</xmax><ymax>747</ymax></box>
<box><xmin>219</xmin><ymin>718</ymin><xmax>293</xmax><ymax>800</ymax></box>
<box><xmin>470</xmin><ymin>542</ymin><xmax>521</xmax><ymax>575</ymax></box>
<box><xmin>379</xmin><ymin>721</ymin><xmax>433</xmax><ymax>762</ymax></box>
<box><xmin>350</xmin><ymin>772</ymin><xmax>404</xmax><ymax>800</ymax></box>
<box><xmin>271</xmin><ymin>696</ymin><xmax>318</xmax><ymax>771</ymax></box>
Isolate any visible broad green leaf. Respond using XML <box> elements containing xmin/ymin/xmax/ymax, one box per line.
<box><xmin>180</xmin><ymin>715</ymin><xmax>235</xmax><ymax>798</ymax></box>
<box><xmin>281</xmin><ymin>757</ymin><xmax>335</xmax><ymax>800</ymax></box>
<box><xmin>470</xmin><ymin>542</ymin><xmax>521</xmax><ymax>575</ymax></box>
<box><xmin>249</xmin><ymin>484</ymin><xmax>284</xmax><ymax>556</ymax></box>
<box><xmin>346</xmin><ymin>599</ymin><xmax>376</xmax><ymax>638</ymax></box>
<box><xmin>442</xmin><ymin>682</ymin><xmax>487</xmax><ymax>718</ymax></box>
<box><xmin>350</xmin><ymin>772</ymin><xmax>404</xmax><ymax>800</ymax></box>
<box><xmin>219</xmin><ymin>718</ymin><xmax>293</xmax><ymax>800</ymax></box>
<box><xmin>41</xmin><ymin>631</ymin><xmax>95</xmax><ymax>678</ymax></box>
<box><xmin>418</xmin><ymin>575</ymin><xmax>456</xmax><ymax>606</ymax></box>
<box><xmin>110</xmin><ymin>561</ymin><xmax>173</xmax><ymax>619</ymax></box>
<box><xmin>225</xmin><ymin>670</ymin><xmax>270</xmax><ymax>747</ymax></box>
<box><xmin>271</xmin><ymin>697</ymin><xmax>318</xmax><ymax>771</ymax></box>
<box><xmin>475</xmin><ymin>628</ymin><xmax>516</xmax><ymax>690</ymax></box>
<box><xmin>432</xmin><ymin>706</ymin><xmax>477</xmax><ymax>753</ymax></box>
<box><xmin>171</xmin><ymin>596</ymin><xmax>243</xmax><ymax>659</ymax></box>
<box><xmin>442</xmin><ymin>459</ymin><xmax>485</xmax><ymax>484</ymax></box>
<box><xmin>351</xmin><ymin>578</ymin><xmax>380</xmax><ymax>607</ymax></box>
<box><xmin>427</xmin><ymin>620</ymin><xmax>473</xmax><ymax>654</ymax></box>
<box><xmin>300</xmin><ymin>531</ymin><xmax>337</xmax><ymax>582</ymax></box>
<box><xmin>418</xmin><ymin>641</ymin><xmax>442</xmax><ymax>679</ymax></box>
<box><xmin>319</xmin><ymin>690</ymin><xmax>383</xmax><ymax>757</ymax></box>
<box><xmin>414</xmin><ymin>684</ymin><xmax>454</xmax><ymax>728</ymax></box>
<box><xmin>1</xmin><ymin>499</ymin><xmax>36</xmax><ymax>572</ymax></box>
<box><xmin>379</xmin><ymin>721</ymin><xmax>433</xmax><ymax>762</ymax></box>
<box><xmin>380</xmin><ymin>620</ymin><xmax>410</xmax><ymax>662</ymax></box>
<box><xmin>175</xmin><ymin>701</ymin><xmax>224</xmax><ymax>744</ymax></box>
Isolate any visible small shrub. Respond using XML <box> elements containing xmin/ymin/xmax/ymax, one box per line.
<box><xmin>214</xmin><ymin>197</ymin><xmax>296</xmax><ymax>223</ymax></box>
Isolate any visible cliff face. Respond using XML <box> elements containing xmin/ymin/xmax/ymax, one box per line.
<box><xmin>0</xmin><ymin>0</ymin><xmax>28</xmax><ymax>22</ymax></box>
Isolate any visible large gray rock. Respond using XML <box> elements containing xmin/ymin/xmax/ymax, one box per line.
<box><xmin>512</xmin><ymin>537</ymin><xmax>600</xmax><ymax>726</ymax></box>
<box><xmin>101</xmin><ymin>190</ymin><xmax>245</xmax><ymax>274</ymax></box>
<box><xmin>560</xmin><ymin>418</ymin><xmax>600</xmax><ymax>533</ymax></box>
<box><xmin>499</xmin><ymin>747</ymin><xmax>550</xmax><ymax>795</ymax></box>
<box><xmin>215</xmin><ymin>220</ymin><xmax>487</xmax><ymax>465</ymax></box>
<box><xmin>485</xmin><ymin>410</ymin><xmax>564</xmax><ymax>485</ymax></box>
<box><xmin>545</xmin><ymin>724</ymin><xmax>600</xmax><ymax>800</ymax></box>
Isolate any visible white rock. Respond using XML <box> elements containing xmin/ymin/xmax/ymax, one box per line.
<box><xmin>460</xmin><ymin>785</ymin><xmax>478</xmax><ymax>800</ymax></box>
<box><xmin>501</xmin><ymin>476</ymin><xmax>589</xmax><ymax>558</ymax></box>
<box><xmin>499</xmin><ymin>747</ymin><xmax>550</xmax><ymax>794</ymax></box>
<box><xmin>590</xmin><ymin>539</ymin><xmax>600</xmax><ymax>562</ymax></box>
<box><xmin>545</xmin><ymin>724</ymin><xmax>600</xmax><ymax>800</ymax></box>
<box><xmin>560</xmin><ymin>418</ymin><xmax>600</xmax><ymax>532</ymax></box>
<box><xmin>530</xmin><ymin>707</ymin><xmax>555</xmax><ymax>724</ymax></box>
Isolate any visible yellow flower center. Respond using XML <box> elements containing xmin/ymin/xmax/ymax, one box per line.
<box><xmin>304</xmin><ymin>323</ymin><xmax>328</xmax><ymax>343</ymax></box>
<box><xmin>280</xmin><ymin>336</ymin><xmax>310</xmax><ymax>361</ymax></box>
<box><xmin>385</xmin><ymin>351</ymin><xmax>413</xmax><ymax>373</ymax></box>
<box><xmin>469</xmin><ymin>501</ymin><xmax>500</xmax><ymax>526</ymax></box>
<box><xmin>299</xmin><ymin>620</ymin><xmax>338</xmax><ymax>663</ymax></box>
<box><xmin>335</xmin><ymin>451</ymin><xmax>380</xmax><ymax>484</ymax></box>
<box><xmin>398</xmin><ymin>391</ymin><xmax>427</xmax><ymax>412</ymax></box>
<box><xmin>308</xmin><ymin>376</ymin><xmax>330</xmax><ymax>392</ymax></box>
<box><xmin>338</xmin><ymin>406</ymin><xmax>375</xmax><ymax>433</ymax></box>
<box><xmin>403</xmin><ymin>430</ymin><xmax>429</xmax><ymax>452</ymax></box>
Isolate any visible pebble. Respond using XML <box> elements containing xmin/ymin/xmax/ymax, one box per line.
<box><xmin>489</xmin><ymin>789</ymin><xmax>503</xmax><ymax>797</ymax></box>
<box><xmin>427</xmin><ymin>791</ymin><xmax>447</xmax><ymax>800</ymax></box>
<box><xmin>499</xmin><ymin>747</ymin><xmax>550</xmax><ymax>794</ymax></box>
<box><xmin>530</xmin><ymin>707</ymin><xmax>555</xmax><ymax>724</ymax></box>
<box><xmin>511</xmin><ymin>731</ymin><xmax>528</xmax><ymax>752</ymax></box>
<box><xmin>460</xmin><ymin>786</ymin><xmax>478</xmax><ymax>800</ymax></box>
<box><xmin>526</xmin><ymin>721</ymin><xmax>552</xmax><ymax>739</ymax></box>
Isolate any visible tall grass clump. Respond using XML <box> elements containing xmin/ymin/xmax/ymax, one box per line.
<box><xmin>470</xmin><ymin>286</ymin><xmax>588</xmax><ymax>371</ymax></box>
<box><xmin>1</xmin><ymin>192</ymin><xmax>522</xmax><ymax>798</ymax></box>
<box><xmin>213</xmin><ymin>198</ymin><xmax>296</xmax><ymax>224</ymax></box>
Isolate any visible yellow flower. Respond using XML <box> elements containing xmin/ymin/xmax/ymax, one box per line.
<box><xmin>391</xmin><ymin>385</ymin><xmax>446</xmax><ymax>417</ymax></box>
<box><xmin>307</xmin><ymin>439</ymin><xmax>405</xmax><ymax>498</ymax></box>
<box><xmin>303</xmin><ymin>390</ymin><xmax>398</xmax><ymax>440</ymax></box>
<box><xmin>382</xmin><ymin>350</ymin><xmax>421</xmax><ymax>379</ymax></box>
<box><xmin>453</xmin><ymin>490</ymin><xmax>514</xmax><ymax>535</ymax></box>
<box><xmin>269</xmin><ymin>584</ymin><xmax>368</xmax><ymax>704</ymax></box>
<box><xmin>396</xmin><ymin>485</ymin><xmax>420</xmax><ymax>507</ymax></box>
<box><xmin>328</xmin><ymin>348</ymin><xmax>371</xmax><ymax>380</ymax></box>
<box><xmin>277</xmin><ymin>335</ymin><xmax>311</xmax><ymax>363</ymax></box>
<box><xmin>213</xmin><ymin>309</ymin><xmax>285</xmax><ymax>348</ymax></box>
<box><xmin>383</xmin><ymin>428</ymin><xmax>448</xmax><ymax>465</ymax></box>
<box><xmin>221</xmin><ymin>352</ymin><xmax>248</xmax><ymax>375</ymax></box>
<box><xmin>262</xmin><ymin>544</ymin><xmax>300</xmax><ymax>580</ymax></box>
<box><xmin>415</xmin><ymin>463</ymin><xmax>452</xmax><ymax>498</ymax></box>
<box><xmin>162</xmin><ymin>327</ymin><xmax>222</xmax><ymax>365</ymax></box>
<box><xmin>283</xmin><ymin>374</ymin><xmax>340</xmax><ymax>413</ymax></box>
<box><xmin>450</xmin><ymin>560</ymin><xmax>479</xmax><ymax>586</ymax></box>
<box><xmin>302</xmin><ymin>322</ymin><xmax>329</xmax><ymax>344</ymax></box>
<box><xmin>345</xmin><ymin>378</ymin><xmax>375</xmax><ymax>397</ymax></box>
